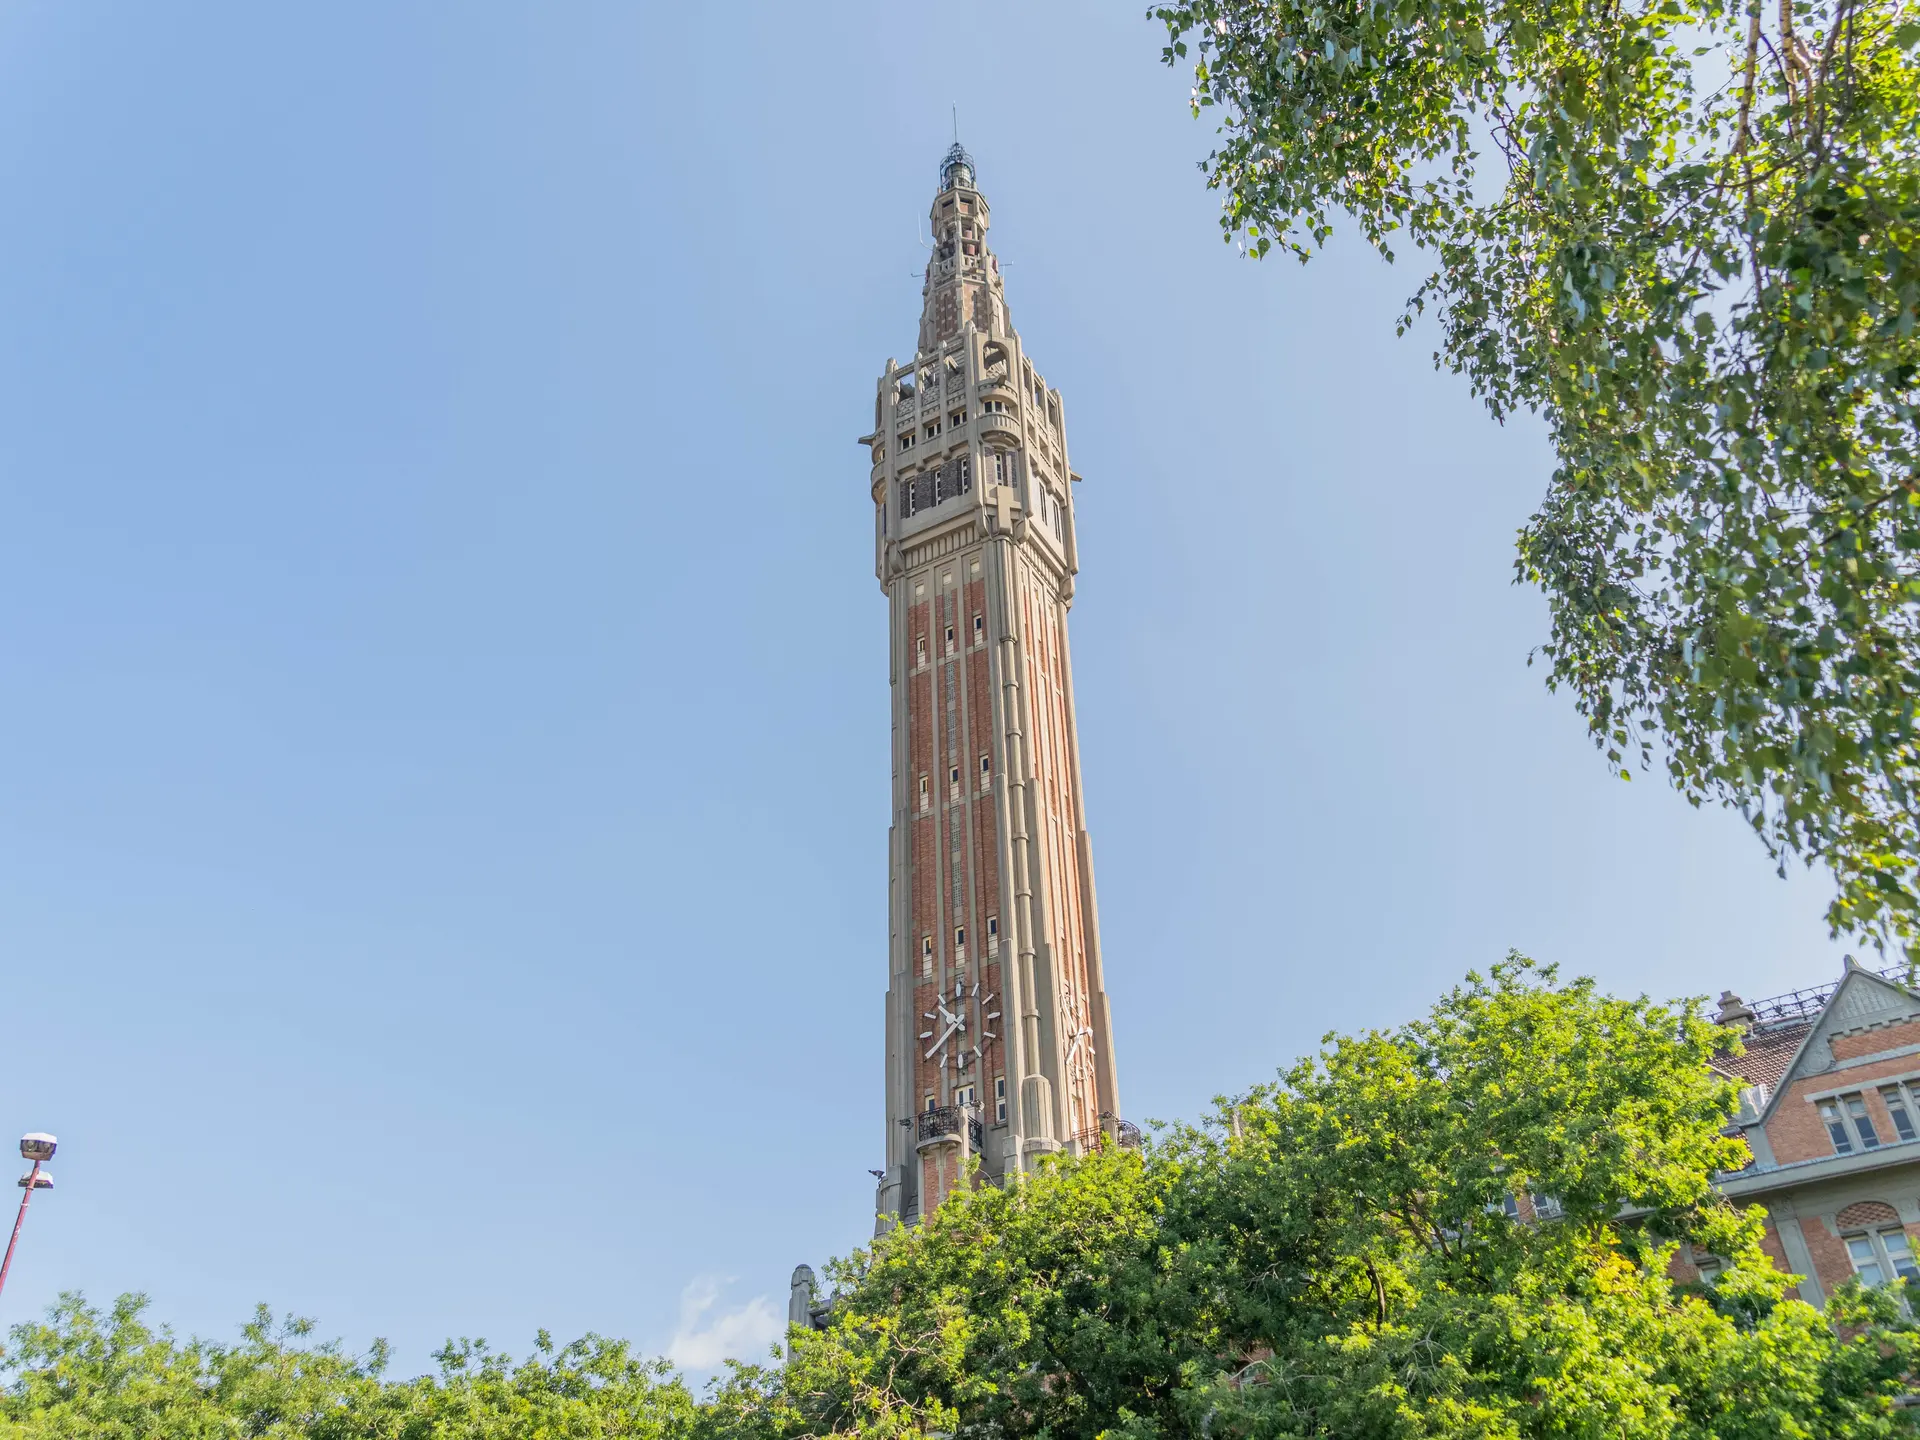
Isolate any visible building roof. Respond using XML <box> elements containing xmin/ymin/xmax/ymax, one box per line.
<box><xmin>1714</xmin><ymin>1020</ymin><xmax>1814</xmax><ymax>1090</ymax></box>
<box><xmin>1711</xmin><ymin>961</ymin><xmax>1918</xmax><ymax>1093</ymax></box>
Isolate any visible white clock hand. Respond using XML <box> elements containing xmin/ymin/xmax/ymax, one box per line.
<box><xmin>924</xmin><ymin>1020</ymin><xmax>959</xmax><ymax>1059</ymax></box>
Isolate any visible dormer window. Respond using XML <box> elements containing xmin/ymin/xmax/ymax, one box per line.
<box><xmin>1884</xmin><ymin>1084</ymin><xmax>1919</xmax><ymax>1141</ymax></box>
<box><xmin>1821</xmin><ymin>1093</ymin><xmax>1883</xmax><ymax>1154</ymax></box>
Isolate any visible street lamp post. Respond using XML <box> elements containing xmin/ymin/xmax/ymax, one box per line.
<box><xmin>0</xmin><ymin>1134</ymin><xmax>57</xmax><ymax>1304</ymax></box>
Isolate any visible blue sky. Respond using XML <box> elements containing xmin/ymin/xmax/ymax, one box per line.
<box><xmin>0</xmin><ymin>0</ymin><xmax>1848</xmax><ymax>1377</ymax></box>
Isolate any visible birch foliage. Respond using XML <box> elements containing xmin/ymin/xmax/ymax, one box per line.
<box><xmin>1152</xmin><ymin>0</ymin><xmax>1920</xmax><ymax>954</ymax></box>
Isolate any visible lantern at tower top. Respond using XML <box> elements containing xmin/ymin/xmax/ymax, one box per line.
<box><xmin>939</xmin><ymin>141</ymin><xmax>975</xmax><ymax>192</ymax></box>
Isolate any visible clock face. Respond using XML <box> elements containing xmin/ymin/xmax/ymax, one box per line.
<box><xmin>921</xmin><ymin>979</ymin><xmax>1001</xmax><ymax>1076</ymax></box>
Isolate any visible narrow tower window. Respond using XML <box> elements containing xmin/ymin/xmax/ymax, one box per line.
<box><xmin>921</xmin><ymin>936</ymin><xmax>934</xmax><ymax>978</ymax></box>
<box><xmin>973</xmin><ymin>614</ymin><xmax>985</xmax><ymax>645</ymax></box>
<box><xmin>954</xmin><ymin>925</ymin><xmax>966</xmax><ymax>963</ymax></box>
<box><xmin>979</xmin><ymin>754</ymin><xmax>992</xmax><ymax>791</ymax></box>
<box><xmin>994</xmin><ymin>1075</ymin><xmax>1007</xmax><ymax>1123</ymax></box>
<box><xmin>918</xmin><ymin>775</ymin><xmax>930</xmax><ymax>813</ymax></box>
<box><xmin>949</xmin><ymin>765</ymin><xmax>961</xmax><ymax>800</ymax></box>
<box><xmin>916</xmin><ymin>636</ymin><xmax>927</xmax><ymax>667</ymax></box>
<box><xmin>986</xmin><ymin>914</ymin><xmax>999</xmax><ymax>957</ymax></box>
<box><xmin>945</xmin><ymin>624</ymin><xmax>955</xmax><ymax>654</ymax></box>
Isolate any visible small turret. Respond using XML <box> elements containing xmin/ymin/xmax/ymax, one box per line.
<box><xmin>787</xmin><ymin>1264</ymin><xmax>817</xmax><ymax>1332</ymax></box>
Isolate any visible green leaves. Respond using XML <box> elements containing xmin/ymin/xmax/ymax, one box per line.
<box><xmin>7</xmin><ymin>968</ymin><xmax>1920</xmax><ymax>1439</ymax></box>
<box><xmin>0</xmin><ymin>1293</ymin><xmax>698</xmax><ymax>1440</ymax></box>
<box><xmin>1154</xmin><ymin>0</ymin><xmax>1920</xmax><ymax>958</ymax></box>
<box><xmin>721</xmin><ymin>961</ymin><xmax>1920</xmax><ymax>1440</ymax></box>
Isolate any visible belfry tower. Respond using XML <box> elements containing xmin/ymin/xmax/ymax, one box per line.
<box><xmin>864</xmin><ymin>144</ymin><xmax>1123</xmax><ymax>1230</ymax></box>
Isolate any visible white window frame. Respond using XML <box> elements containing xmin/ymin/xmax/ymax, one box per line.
<box><xmin>986</xmin><ymin>914</ymin><xmax>999</xmax><ymax>957</ymax></box>
<box><xmin>1882</xmin><ymin>1082</ymin><xmax>1920</xmax><ymax>1143</ymax></box>
<box><xmin>994</xmin><ymin>1074</ymin><xmax>1008</xmax><ymax>1123</ymax></box>
<box><xmin>1845</xmin><ymin>1225</ymin><xmax>1920</xmax><ymax>1288</ymax></box>
<box><xmin>1822</xmin><ymin>1092</ymin><xmax>1885</xmax><ymax>1154</ymax></box>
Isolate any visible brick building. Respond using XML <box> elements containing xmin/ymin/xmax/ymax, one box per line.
<box><xmin>1689</xmin><ymin>958</ymin><xmax>1920</xmax><ymax>1301</ymax></box>
<box><xmin>859</xmin><ymin>144</ymin><xmax>1125</xmax><ymax>1232</ymax></box>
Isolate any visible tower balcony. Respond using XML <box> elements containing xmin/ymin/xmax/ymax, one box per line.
<box><xmin>1069</xmin><ymin>1119</ymin><xmax>1142</xmax><ymax>1152</ymax></box>
<box><xmin>977</xmin><ymin>411</ymin><xmax>1021</xmax><ymax>442</ymax></box>
<box><xmin>916</xmin><ymin>1103</ymin><xmax>985</xmax><ymax>1154</ymax></box>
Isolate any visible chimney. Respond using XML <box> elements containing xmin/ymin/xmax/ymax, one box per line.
<box><xmin>1715</xmin><ymin>990</ymin><xmax>1755</xmax><ymax>1029</ymax></box>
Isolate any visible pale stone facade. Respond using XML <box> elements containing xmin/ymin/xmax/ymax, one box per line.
<box><xmin>862</xmin><ymin>146</ymin><xmax>1123</xmax><ymax>1230</ymax></box>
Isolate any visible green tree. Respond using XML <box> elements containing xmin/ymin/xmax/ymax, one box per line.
<box><xmin>0</xmin><ymin>1293</ymin><xmax>696</xmax><ymax>1440</ymax></box>
<box><xmin>1151</xmin><ymin>0</ymin><xmax>1920</xmax><ymax>956</ymax></box>
<box><xmin>5</xmin><ymin>966</ymin><xmax>1915</xmax><ymax>1439</ymax></box>
<box><xmin>737</xmin><ymin>959</ymin><xmax>1920</xmax><ymax>1440</ymax></box>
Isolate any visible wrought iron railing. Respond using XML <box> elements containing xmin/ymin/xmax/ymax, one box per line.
<box><xmin>916</xmin><ymin>1103</ymin><xmax>984</xmax><ymax>1149</ymax></box>
<box><xmin>1068</xmin><ymin>1119</ymin><xmax>1143</xmax><ymax>1152</ymax></box>
<box><xmin>1748</xmin><ymin>963</ymin><xmax>1917</xmax><ymax>1029</ymax></box>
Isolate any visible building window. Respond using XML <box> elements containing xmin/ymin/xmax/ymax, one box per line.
<box><xmin>944</xmin><ymin>623</ymin><xmax>955</xmax><ymax>654</ymax></box>
<box><xmin>919</xmin><ymin>775</ymin><xmax>930</xmax><ymax>813</ymax></box>
<box><xmin>1689</xmin><ymin>1248</ymin><xmax>1726</xmax><ymax>1285</ymax></box>
<box><xmin>897</xmin><ymin>433</ymin><xmax>914</xmax><ymax>452</ymax></box>
<box><xmin>1823</xmin><ymin>1093</ymin><xmax>1883</xmax><ymax>1154</ymax></box>
<box><xmin>924</xmin><ymin>421</ymin><xmax>940</xmax><ymax>441</ymax></box>
<box><xmin>954</xmin><ymin>1083</ymin><xmax>976</xmax><ymax>1108</ymax></box>
<box><xmin>916</xmin><ymin>635</ymin><xmax>927</xmax><ymax>667</ymax></box>
<box><xmin>954</xmin><ymin>925</ymin><xmax>966</xmax><ymax>963</ymax></box>
<box><xmin>979</xmin><ymin>753</ymin><xmax>992</xmax><ymax>791</ymax></box>
<box><xmin>1846</xmin><ymin>1226</ymin><xmax>1920</xmax><ymax>1287</ymax></box>
<box><xmin>1530</xmin><ymin>1193</ymin><xmax>1564</xmax><ymax>1221</ymax></box>
<box><xmin>920</xmin><ymin>935</ymin><xmax>933</xmax><ymax>977</ymax></box>
<box><xmin>973</xmin><ymin>614</ymin><xmax>985</xmax><ymax>645</ymax></box>
<box><xmin>949</xmin><ymin>411</ymin><xmax>964</xmax><ymax>430</ymax></box>
<box><xmin>1885</xmin><ymin>1085</ymin><xmax>1919</xmax><ymax>1142</ymax></box>
<box><xmin>986</xmin><ymin>914</ymin><xmax>999</xmax><ymax>957</ymax></box>
<box><xmin>994</xmin><ymin>1074</ymin><xmax>1007</xmax><ymax>1123</ymax></box>
<box><xmin>924</xmin><ymin>1093</ymin><xmax>937</xmax><ymax>1112</ymax></box>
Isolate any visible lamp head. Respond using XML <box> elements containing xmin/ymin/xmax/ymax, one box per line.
<box><xmin>16</xmin><ymin>1171</ymin><xmax>51</xmax><ymax>1190</ymax></box>
<box><xmin>19</xmin><ymin>1134</ymin><xmax>56</xmax><ymax>1163</ymax></box>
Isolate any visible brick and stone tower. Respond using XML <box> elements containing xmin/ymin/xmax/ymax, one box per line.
<box><xmin>864</xmin><ymin>144</ymin><xmax>1123</xmax><ymax>1230</ymax></box>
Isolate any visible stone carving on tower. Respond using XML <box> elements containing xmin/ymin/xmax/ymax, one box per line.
<box><xmin>861</xmin><ymin>144</ymin><xmax>1125</xmax><ymax>1231</ymax></box>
